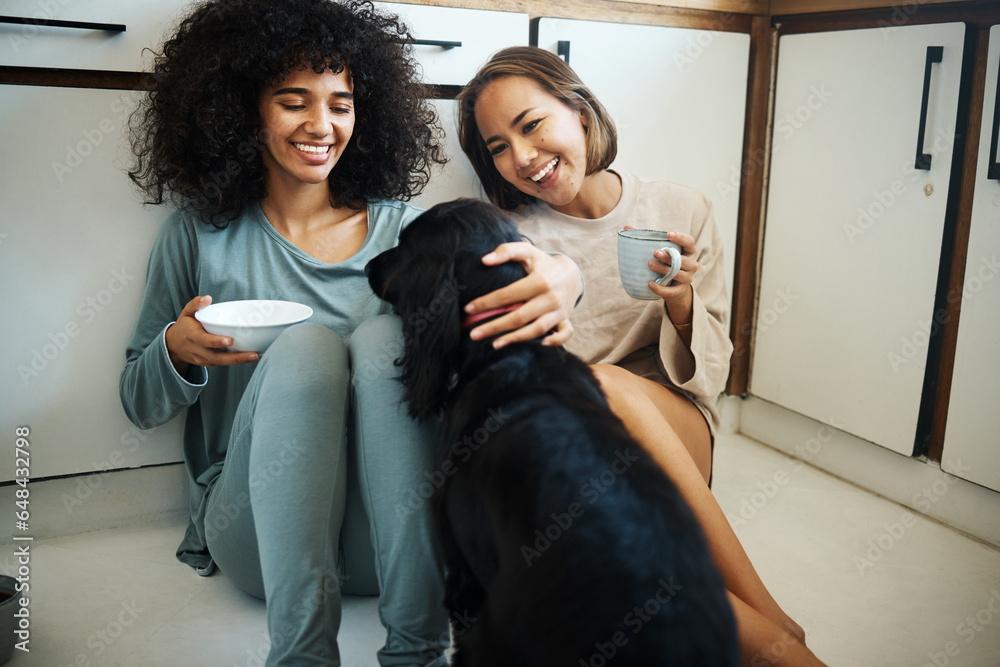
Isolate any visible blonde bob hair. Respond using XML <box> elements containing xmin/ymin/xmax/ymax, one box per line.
<box><xmin>457</xmin><ymin>46</ymin><xmax>617</xmax><ymax>211</ymax></box>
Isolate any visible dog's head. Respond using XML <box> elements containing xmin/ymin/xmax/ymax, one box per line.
<box><xmin>366</xmin><ymin>198</ymin><xmax>528</xmax><ymax>420</ymax></box>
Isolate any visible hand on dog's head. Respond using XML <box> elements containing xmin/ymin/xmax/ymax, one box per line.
<box><xmin>366</xmin><ymin>199</ymin><xmax>529</xmax><ymax>420</ymax></box>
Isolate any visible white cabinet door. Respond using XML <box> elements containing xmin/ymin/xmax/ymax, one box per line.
<box><xmin>1</xmin><ymin>86</ymin><xmax>184</xmax><ymax>480</ymax></box>
<box><xmin>376</xmin><ymin>3</ymin><xmax>527</xmax><ymax>87</ymax></box>
<box><xmin>535</xmin><ymin>18</ymin><xmax>750</xmax><ymax>297</ymax></box>
<box><xmin>1</xmin><ymin>0</ymin><xmax>198</xmax><ymax>71</ymax></box>
<box><xmin>752</xmin><ymin>23</ymin><xmax>967</xmax><ymax>456</ymax></box>
<box><xmin>943</xmin><ymin>25</ymin><xmax>1000</xmax><ymax>491</ymax></box>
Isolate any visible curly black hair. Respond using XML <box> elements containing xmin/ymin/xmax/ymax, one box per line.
<box><xmin>128</xmin><ymin>0</ymin><xmax>446</xmax><ymax>226</ymax></box>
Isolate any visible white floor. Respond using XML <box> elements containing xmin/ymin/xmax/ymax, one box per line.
<box><xmin>4</xmin><ymin>433</ymin><xmax>1000</xmax><ymax>667</ymax></box>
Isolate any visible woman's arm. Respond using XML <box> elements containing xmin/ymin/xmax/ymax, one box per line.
<box><xmin>645</xmin><ymin>229</ymin><xmax>698</xmax><ymax>347</ymax></box>
<box><xmin>649</xmin><ymin>203</ymin><xmax>733</xmax><ymax>404</ymax></box>
<box><xmin>119</xmin><ymin>213</ymin><xmax>206</xmax><ymax>429</ymax></box>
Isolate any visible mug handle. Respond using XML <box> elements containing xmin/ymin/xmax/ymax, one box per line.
<box><xmin>653</xmin><ymin>245</ymin><xmax>682</xmax><ymax>286</ymax></box>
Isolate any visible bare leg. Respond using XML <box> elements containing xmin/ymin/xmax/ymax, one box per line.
<box><xmin>728</xmin><ymin>593</ymin><xmax>826</xmax><ymax>667</ymax></box>
<box><xmin>592</xmin><ymin>364</ymin><xmax>807</xmax><ymax>651</ymax></box>
<box><xmin>592</xmin><ymin>364</ymin><xmax>712</xmax><ymax>483</ymax></box>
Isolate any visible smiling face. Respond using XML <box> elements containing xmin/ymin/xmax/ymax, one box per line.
<box><xmin>474</xmin><ymin>75</ymin><xmax>591</xmax><ymax>213</ymax></box>
<box><xmin>257</xmin><ymin>64</ymin><xmax>355</xmax><ymax>192</ymax></box>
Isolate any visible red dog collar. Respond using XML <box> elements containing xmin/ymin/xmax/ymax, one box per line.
<box><xmin>461</xmin><ymin>302</ymin><xmax>525</xmax><ymax>330</ymax></box>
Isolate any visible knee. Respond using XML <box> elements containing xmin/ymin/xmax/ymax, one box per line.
<box><xmin>269</xmin><ymin>323</ymin><xmax>346</xmax><ymax>365</ymax></box>
<box><xmin>260</xmin><ymin>323</ymin><xmax>349</xmax><ymax>392</ymax></box>
<box><xmin>350</xmin><ymin>314</ymin><xmax>403</xmax><ymax>355</ymax></box>
<box><xmin>349</xmin><ymin>315</ymin><xmax>405</xmax><ymax>387</ymax></box>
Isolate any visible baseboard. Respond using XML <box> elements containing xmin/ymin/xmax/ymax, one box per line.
<box><xmin>718</xmin><ymin>394</ymin><xmax>743</xmax><ymax>435</ymax></box>
<box><xmin>1</xmin><ymin>463</ymin><xmax>188</xmax><ymax>544</ymax></box>
<box><xmin>738</xmin><ymin>395</ymin><xmax>1000</xmax><ymax>548</ymax></box>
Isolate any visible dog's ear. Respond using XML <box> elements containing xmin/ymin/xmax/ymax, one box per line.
<box><xmin>365</xmin><ymin>246</ymin><xmax>404</xmax><ymax>306</ymax></box>
<box><xmin>394</xmin><ymin>253</ymin><xmax>465</xmax><ymax>421</ymax></box>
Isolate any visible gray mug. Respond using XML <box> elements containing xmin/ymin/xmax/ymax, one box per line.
<box><xmin>617</xmin><ymin>229</ymin><xmax>682</xmax><ymax>300</ymax></box>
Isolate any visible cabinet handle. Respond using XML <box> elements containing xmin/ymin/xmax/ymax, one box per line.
<box><xmin>411</xmin><ymin>39</ymin><xmax>461</xmax><ymax>49</ymax></box>
<box><xmin>558</xmin><ymin>40</ymin><xmax>570</xmax><ymax>65</ymax></box>
<box><xmin>915</xmin><ymin>45</ymin><xmax>943</xmax><ymax>171</ymax></box>
<box><xmin>988</xmin><ymin>50</ymin><xmax>1000</xmax><ymax>181</ymax></box>
<box><xmin>0</xmin><ymin>15</ymin><xmax>125</xmax><ymax>32</ymax></box>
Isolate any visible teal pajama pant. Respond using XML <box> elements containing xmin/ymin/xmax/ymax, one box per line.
<box><xmin>202</xmin><ymin>318</ymin><xmax>449</xmax><ymax>666</ymax></box>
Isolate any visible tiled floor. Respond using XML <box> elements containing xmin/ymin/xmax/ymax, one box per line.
<box><xmin>4</xmin><ymin>433</ymin><xmax>999</xmax><ymax>666</ymax></box>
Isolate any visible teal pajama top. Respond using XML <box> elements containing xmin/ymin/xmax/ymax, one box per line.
<box><xmin>119</xmin><ymin>200</ymin><xmax>421</xmax><ymax>570</ymax></box>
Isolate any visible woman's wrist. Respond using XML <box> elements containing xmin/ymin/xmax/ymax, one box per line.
<box><xmin>664</xmin><ymin>287</ymin><xmax>694</xmax><ymax>329</ymax></box>
<box><xmin>164</xmin><ymin>322</ymin><xmax>192</xmax><ymax>376</ymax></box>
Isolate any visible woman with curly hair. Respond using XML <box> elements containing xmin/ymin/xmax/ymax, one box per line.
<box><xmin>119</xmin><ymin>3</ymin><xmax>581</xmax><ymax>665</ymax></box>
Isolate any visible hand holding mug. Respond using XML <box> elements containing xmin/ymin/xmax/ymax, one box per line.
<box><xmin>618</xmin><ymin>228</ymin><xmax>694</xmax><ymax>300</ymax></box>
<box><xmin>648</xmin><ymin>230</ymin><xmax>699</xmax><ymax>302</ymax></box>
<box><xmin>618</xmin><ymin>228</ymin><xmax>699</xmax><ymax>330</ymax></box>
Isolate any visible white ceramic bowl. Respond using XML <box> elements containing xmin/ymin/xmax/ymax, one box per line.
<box><xmin>195</xmin><ymin>300</ymin><xmax>313</xmax><ymax>353</ymax></box>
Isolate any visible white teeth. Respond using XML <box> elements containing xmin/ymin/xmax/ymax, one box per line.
<box><xmin>293</xmin><ymin>143</ymin><xmax>330</xmax><ymax>154</ymax></box>
<box><xmin>530</xmin><ymin>157</ymin><xmax>558</xmax><ymax>182</ymax></box>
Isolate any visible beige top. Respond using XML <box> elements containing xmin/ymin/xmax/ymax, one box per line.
<box><xmin>515</xmin><ymin>172</ymin><xmax>732</xmax><ymax>435</ymax></box>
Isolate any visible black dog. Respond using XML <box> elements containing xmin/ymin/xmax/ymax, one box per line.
<box><xmin>366</xmin><ymin>199</ymin><xmax>738</xmax><ymax>666</ymax></box>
